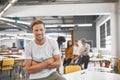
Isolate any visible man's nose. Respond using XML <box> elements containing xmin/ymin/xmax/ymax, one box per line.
<box><xmin>38</xmin><ymin>30</ymin><xmax>42</xmax><ymax>34</ymax></box>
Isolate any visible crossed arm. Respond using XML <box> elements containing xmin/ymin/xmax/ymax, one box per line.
<box><xmin>24</xmin><ymin>54</ymin><xmax>61</xmax><ymax>74</ymax></box>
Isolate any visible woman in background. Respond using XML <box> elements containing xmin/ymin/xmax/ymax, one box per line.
<box><xmin>63</xmin><ymin>40</ymin><xmax>73</xmax><ymax>66</ymax></box>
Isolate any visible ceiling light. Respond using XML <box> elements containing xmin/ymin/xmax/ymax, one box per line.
<box><xmin>45</xmin><ymin>24</ymin><xmax>92</xmax><ymax>28</ymax></box>
<box><xmin>19</xmin><ymin>33</ymin><xmax>33</xmax><ymax>36</ymax></box>
<box><xmin>78</xmin><ymin>24</ymin><xmax>92</xmax><ymax>27</ymax></box>
<box><xmin>61</xmin><ymin>24</ymin><xmax>74</xmax><ymax>27</ymax></box>
<box><xmin>17</xmin><ymin>21</ymin><xmax>30</xmax><ymax>25</ymax></box>
<box><xmin>0</xmin><ymin>33</ymin><xmax>4</xmax><ymax>35</ymax></box>
<box><xmin>45</xmin><ymin>25</ymin><xmax>58</xmax><ymax>27</ymax></box>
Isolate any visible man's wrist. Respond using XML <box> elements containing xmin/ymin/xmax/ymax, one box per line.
<box><xmin>44</xmin><ymin>60</ymin><xmax>51</xmax><ymax>65</ymax></box>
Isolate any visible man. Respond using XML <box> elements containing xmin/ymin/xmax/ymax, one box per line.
<box><xmin>77</xmin><ymin>38</ymin><xmax>90</xmax><ymax>69</ymax></box>
<box><xmin>24</xmin><ymin>19</ymin><xmax>66</xmax><ymax>80</ymax></box>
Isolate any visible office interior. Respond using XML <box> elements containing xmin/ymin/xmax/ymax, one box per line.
<box><xmin>0</xmin><ymin>0</ymin><xmax>120</xmax><ymax>80</ymax></box>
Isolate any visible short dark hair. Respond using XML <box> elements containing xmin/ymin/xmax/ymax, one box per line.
<box><xmin>31</xmin><ymin>19</ymin><xmax>45</xmax><ymax>30</ymax></box>
<box><xmin>81</xmin><ymin>38</ymin><xmax>86</xmax><ymax>43</ymax></box>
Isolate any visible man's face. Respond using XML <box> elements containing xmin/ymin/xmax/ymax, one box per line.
<box><xmin>81</xmin><ymin>41</ymin><xmax>85</xmax><ymax>45</ymax></box>
<box><xmin>32</xmin><ymin>24</ymin><xmax>45</xmax><ymax>41</ymax></box>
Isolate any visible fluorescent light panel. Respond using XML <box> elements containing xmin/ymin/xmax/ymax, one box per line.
<box><xmin>46</xmin><ymin>24</ymin><xmax>92</xmax><ymax>28</ymax></box>
<box><xmin>45</xmin><ymin>25</ymin><xmax>58</xmax><ymax>27</ymax></box>
<box><xmin>78</xmin><ymin>24</ymin><xmax>92</xmax><ymax>27</ymax></box>
<box><xmin>61</xmin><ymin>24</ymin><xmax>74</xmax><ymax>27</ymax></box>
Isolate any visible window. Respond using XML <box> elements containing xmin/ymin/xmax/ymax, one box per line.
<box><xmin>106</xmin><ymin>19</ymin><xmax>111</xmax><ymax>50</ymax></box>
<box><xmin>107</xmin><ymin>20</ymin><xmax>111</xmax><ymax>36</ymax></box>
<box><xmin>100</xmin><ymin>24</ymin><xmax>105</xmax><ymax>48</ymax></box>
<box><xmin>99</xmin><ymin>19</ymin><xmax>111</xmax><ymax>49</ymax></box>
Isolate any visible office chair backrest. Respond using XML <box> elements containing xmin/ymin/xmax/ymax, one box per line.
<box><xmin>65</xmin><ymin>65</ymin><xmax>81</xmax><ymax>74</ymax></box>
<box><xmin>2</xmin><ymin>59</ymin><xmax>14</xmax><ymax>67</ymax></box>
<box><xmin>118</xmin><ymin>59</ymin><xmax>120</xmax><ymax>74</ymax></box>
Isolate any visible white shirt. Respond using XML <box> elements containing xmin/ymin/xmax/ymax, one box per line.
<box><xmin>73</xmin><ymin>45</ymin><xmax>79</xmax><ymax>55</ymax></box>
<box><xmin>25</xmin><ymin>37</ymin><xmax>60</xmax><ymax>79</ymax></box>
<box><xmin>79</xmin><ymin>43</ymin><xmax>90</xmax><ymax>56</ymax></box>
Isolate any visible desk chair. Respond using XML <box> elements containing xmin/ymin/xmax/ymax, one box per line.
<box><xmin>118</xmin><ymin>59</ymin><xmax>120</xmax><ymax>74</ymax></box>
<box><xmin>64</xmin><ymin>65</ymin><xmax>81</xmax><ymax>74</ymax></box>
<box><xmin>14</xmin><ymin>61</ymin><xmax>27</xmax><ymax>78</ymax></box>
<box><xmin>0</xmin><ymin>59</ymin><xmax>14</xmax><ymax>77</ymax></box>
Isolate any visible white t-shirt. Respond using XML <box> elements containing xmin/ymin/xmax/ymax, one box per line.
<box><xmin>79</xmin><ymin>43</ymin><xmax>90</xmax><ymax>56</ymax></box>
<box><xmin>73</xmin><ymin>45</ymin><xmax>79</xmax><ymax>55</ymax></box>
<box><xmin>25</xmin><ymin>37</ymin><xmax>60</xmax><ymax>79</ymax></box>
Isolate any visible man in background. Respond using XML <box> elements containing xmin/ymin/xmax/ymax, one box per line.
<box><xmin>77</xmin><ymin>38</ymin><xmax>90</xmax><ymax>69</ymax></box>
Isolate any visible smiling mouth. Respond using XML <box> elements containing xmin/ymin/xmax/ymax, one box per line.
<box><xmin>38</xmin><ymin>36</ymin><xmax>42</xmax><ymax>39</ymax></box>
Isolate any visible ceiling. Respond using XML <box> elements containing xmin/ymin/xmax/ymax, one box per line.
<box><xmin>15</xmin><ymin>0</ymin><xmax>116</xmax><ymax>5</ymax></box>
<box><xmin>0</xmin><ymin>0</ymin><xmax>118</xmax><ymax>40</ymax></box>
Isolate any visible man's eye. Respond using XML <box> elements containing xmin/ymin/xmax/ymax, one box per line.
<box><xmin>35</xmin><ymin>30</ymin><xmax>38</xmax><ymax>31</ymax></box>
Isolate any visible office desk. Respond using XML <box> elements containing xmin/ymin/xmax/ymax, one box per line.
<box><xmin>0</xmin><ymin>55</ymin><xmax>24</xmax><ymax>61</ymax></box>
<box><xmin>0</xmin><ymin>52</ymin><xmax>9</xmax><ymax>55</ymax></box>
<box><xmin>4</xmin><ymin>55</ymin><xmax>23</xmax><ymax>58</ymax></box>
<box><xmin>63</xmin><ymin>70</ymin><xmax>120</xmax><ymax>80</ymax></box>
<box><xmin>90</xmin><ymin>57</ymin><xmax>110</xmax><ymax>67</ymax></box>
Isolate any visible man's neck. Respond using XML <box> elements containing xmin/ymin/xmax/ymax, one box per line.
<box><xmin>35</xmin><ymin>38</ymin><xmax>45</xmax><ymax>45</ymax></box>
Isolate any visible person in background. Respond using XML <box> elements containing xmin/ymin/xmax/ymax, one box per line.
<box><xmin>77</xmin><ymin>38</ymin><xmax>90</xmax><ymax>69</ymax></box>
<box><xmin>73</xmin><ymin>40</ymin><xmax>79</xmax><ymax>55</ymax></box>
<box><xmin>63</xmin><ymin>40</ymin><xmax>73</xmax><ymax>66</ymax></box>
<box><xmin>11</xmin><ymin>42</ymin><xmax>18</xmax><ymax>54</ymax></box>
<box><xmin>24</xmin><ymin>19</ymin><xmax>66</xmax><ymax>80</ymax></box>
<box><xmin>71</xmin><ymin>40</ymin><xmax>80</xmax><ymax>64</ymax></box>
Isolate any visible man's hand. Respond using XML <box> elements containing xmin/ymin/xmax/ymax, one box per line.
<box><xmin>44</xmin><ymin>57</ymin><xmax>54</xmax><ymax>65</ymax></box>
<box><xmin>46</xmin><ymin>55</ymin><xmax>60</xmax><ymax>69</ymax></box>
<box><xmin>31</xmin><ymin>58</ymin><xmax>54</xmax><ymax>66</ymax></box>
<box><xmin>47</xmin><ymin>64</ymin><xmax>54</xmax><ymax>69</ymax></box>
<box><xmin>82</xmin><ymin>47</ymin><xmax>88</xmax><ymax>52</ymax></box>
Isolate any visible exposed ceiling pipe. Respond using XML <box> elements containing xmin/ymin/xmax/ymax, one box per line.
<box><xmin>0</xmin><ymin>0</ymin><xmax>18</xmax><ymax>17</ymax></box>
<box><xmin>0</xmin><ymin>17</ymin><xmax>31</xmax><ymax>31</ymax></box>
<box><xmin>0</xmin><ymin>17</ymin><xmax>30</xmax><ymax>25</ymax></box>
